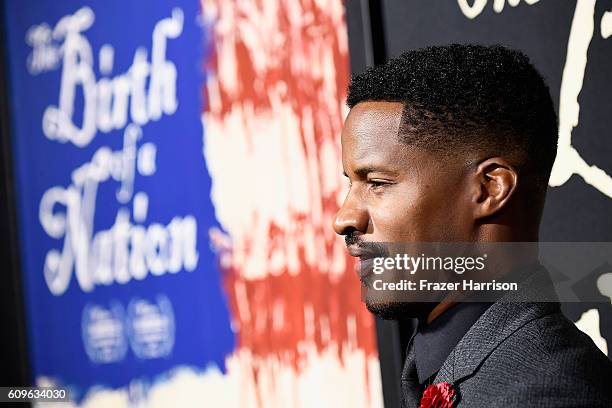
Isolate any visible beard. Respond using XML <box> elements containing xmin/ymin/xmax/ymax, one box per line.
<box><xmin>364</xmin><ymin>296</ymin><xmax>436</xmax><ymax>320</ymax></box>
<box><xmin>361</xmin><ymin>274</ymin><xmax>438</xmax><ymax>320</ymax></box>
<box><xmin>348</xmin><ymin>235</ymin><xmax>440</xmax><ymax>320</ymax></box>
<box><xmin>365</xmin><ymin>300</ymin><xmax>411</xmax><ymax>320</ymax></box>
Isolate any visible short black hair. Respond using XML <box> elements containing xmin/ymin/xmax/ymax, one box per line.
<box><xmin>347</xmin><ymin>44</ymin><xmax>558</xmax><ymax>201</ymax></box>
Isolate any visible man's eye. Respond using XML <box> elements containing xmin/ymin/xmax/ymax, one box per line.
<box><xmin>368</xmin><ymin>180</ymin><xmax>389</xmax><ymax>190</ymax></box>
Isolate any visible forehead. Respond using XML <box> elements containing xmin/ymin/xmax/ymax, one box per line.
<box><xmin>343</xmin><ymin>101</ymin><xmax>403</xmax><ymax>144</ymax></box>
<box><xmin>341</xmin><ymin>101</ymin><xmax>406</xmax><ymax>168</ymax></box>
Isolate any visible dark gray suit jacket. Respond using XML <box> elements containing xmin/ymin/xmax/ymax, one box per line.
<box><xmin>401</xmin><ymin>270</ymin><xmax>612</xmax><ymax>407</ymax></box>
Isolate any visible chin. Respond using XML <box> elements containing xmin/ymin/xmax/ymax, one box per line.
<box><xmin>364</xmin><ymin>299</ymin><xmax>435</xmax><ymax>321</ymax></box>
<box><xmin>365</xmin><ymin>301</ymin><xmax>407</xmax><ymax>320</ymax></box>
<box><xmin>363</xmin><ymin>287</ymin><xmax>436</xmax><ymax>320</ymax></box>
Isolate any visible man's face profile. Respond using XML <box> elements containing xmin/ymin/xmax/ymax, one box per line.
<box><xmin>333</xmin><ymin>101</ymin><xmax>472</xmax><ymax>318</ymax></box>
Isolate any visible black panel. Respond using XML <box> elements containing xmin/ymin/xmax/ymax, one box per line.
<box><xmin>0</xmin><ymin>0</ymin><xmax>31</xmax><ymax>389</ymax></box>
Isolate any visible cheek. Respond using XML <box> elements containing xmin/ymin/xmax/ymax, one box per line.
<box><xmin>368</xmin><ymin>187</ymin><xmax>422</xmax><ymax>241</ymax></box>
<box><xmin>370</xmin><ymin>184</ymin><xmax>462</xmax><ymax>242</ymax></box>
<box><xmin>415</xmin><ymin>184</ymin><xmax>467</xmax><ymax>241</ymax></box>
<box><xmin>370</xmin><ymin>204</ymin><xmax>415</xmax><ymax>241</ymax></box>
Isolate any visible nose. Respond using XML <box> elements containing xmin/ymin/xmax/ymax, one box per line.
<box><xmin>333</xmin><ymin>200</ymin><xmax>369</xmax><ymax>236</ymax></box>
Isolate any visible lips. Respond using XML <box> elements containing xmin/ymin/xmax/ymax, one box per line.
<box><xmin>346</xmin><ymin>243</ymin><xmax>381</xmax><ymax>259</ymax></box>
<box><xmin>346</xmin><ymin>244</ymin><xmax>383</xmax><ymax>283</ymax></box>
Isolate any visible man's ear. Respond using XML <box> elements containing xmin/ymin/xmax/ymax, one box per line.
<box><xmin>473</xmin><ymin>157</ymin><xmax>518</xmax><ymax>219</ymax></box>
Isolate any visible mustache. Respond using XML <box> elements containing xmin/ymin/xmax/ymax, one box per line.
<box><xmin>345</xmin><ymin>233</ymin><xmax>388</xmax><ymax>258</ymax></box>
<box><xmin>344</xmin><ymin>232</ymin><xmax>361</xmax><ymax>247</ymax></box>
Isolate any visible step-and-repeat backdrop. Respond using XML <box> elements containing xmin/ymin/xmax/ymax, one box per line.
<box><xmin>3</xmin><ymin>0</ymin><xmax>382</xmax><ymax>406</ymax></box>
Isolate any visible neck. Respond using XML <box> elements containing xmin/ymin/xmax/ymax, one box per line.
<box><xmin>422</xmin><ymin>245</ymin><xmax>540</xmax><ymax>326</ymax></box>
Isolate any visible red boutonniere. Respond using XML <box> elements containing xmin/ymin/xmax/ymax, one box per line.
<box><xmin>419</xmin><ymin>382</ymin><xmax>456</xmax><ymax>408</ymax></box>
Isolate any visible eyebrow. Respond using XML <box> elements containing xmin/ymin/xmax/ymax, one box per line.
<box><xmin>343</xmin><ymin>166</ymin><xmax>393</xmax><ymax>178</ymax></box>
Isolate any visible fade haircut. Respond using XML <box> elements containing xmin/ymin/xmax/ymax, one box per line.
<box><xmin>346</xmin><ymin>44</ymin><xmax>558</xmax><ymax>211</ymax></box>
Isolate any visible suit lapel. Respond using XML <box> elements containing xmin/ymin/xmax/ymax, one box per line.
<box><xmin>433</xmin><ymin>266</ymin><xmax>560</xmax><ymax>385</ymax></box>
